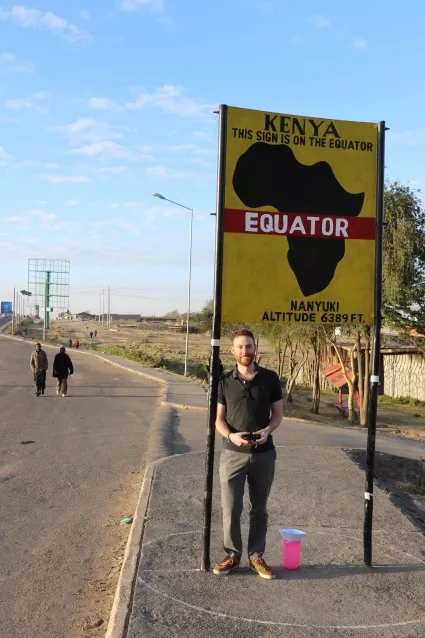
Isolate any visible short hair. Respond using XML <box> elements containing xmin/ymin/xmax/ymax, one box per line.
<box><xmin>231</xmin><ymin>328</ymin><xmax>255</xmax><ymax>344</ymax></box>
<box><xmin>36</xmin><ymin>342</ymin><xmax>41</xmax><ymax>347</ymax></box>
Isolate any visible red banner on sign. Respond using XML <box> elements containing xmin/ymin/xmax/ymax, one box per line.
<box><xmin>224</xmin><ymin>208</ymin><xmax>375</xmax><ymax>240</ymax></box>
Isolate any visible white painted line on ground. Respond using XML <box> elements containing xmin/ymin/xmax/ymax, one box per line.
<box><xmin>136</xmin><ymin>575</ymin><xmax>425</xmax><ymax>630</ymax></box>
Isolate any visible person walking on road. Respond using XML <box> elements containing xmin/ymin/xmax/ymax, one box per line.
<box><xmin>213</xmin><ymin>329</ymin><xmax>283</xmax><ymax>580</ymax></box>
<box><xmin>74</xmin><ymin>339</ymin><xmax>80</xmax><ymax>349</ymax></box>
<box><xmin>89</xmin><ymin>331</ymin><xmax>93</xmax><ymax>339</ymax></box>
<box><xmin>94</xmin><ymin>330</ymin><xmax>97</xmax><ymax>338</ymax></box>
<box><xmin>68</xmin><ymin>338</ymin><xmax>73</xmax><ymax>348</ymax></box>
<box><xmin>52</xmin><ymin>346</ymin><xmax>74</xmax><ymax>397</ymax></box>
<box><xmin>30</xmin><ymin>343</ymin><xmax>49</xmax><ymax>397</ymax></box>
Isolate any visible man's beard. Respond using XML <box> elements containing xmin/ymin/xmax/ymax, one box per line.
<box><xmin>235</xmin><ymin>354</ymin><xmax>255</xmax><ymax>366</ymax></box>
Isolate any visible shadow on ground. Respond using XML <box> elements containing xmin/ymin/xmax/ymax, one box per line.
<box><xmin>346</xmin><ymin>449</ymin><xmax>425</xmax><ymax>536</ymax></box>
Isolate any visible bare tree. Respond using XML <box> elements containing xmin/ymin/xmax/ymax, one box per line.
<box><xmin>356</xmin><ymin>325</ymin><xmax>372</xmax><ymax>427</ymax></box>
<box><xmin>285</xmin><ymin>328</ymin><xmax>309</xmax><ymax>403</ymax></box>
<box><xmin>309</xmin><ymin>327</ymin><xmax>323</xmax><ymax>414</ymax></box>
<box><xmin>323</xmin><ymin>326</ymin><xmax>358</xmax><ymax>422</ymax></box>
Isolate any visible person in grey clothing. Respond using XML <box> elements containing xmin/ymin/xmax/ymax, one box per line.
<box><xmin>213</xmin><ymin>329</ymin><xmax>283</xmax><ymax>580</ymax></box>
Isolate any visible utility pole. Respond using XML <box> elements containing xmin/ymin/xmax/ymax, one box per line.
<box><xmin>101</xmin><ymin>290</ymin><xmax>105</xmax><ymax>327</ymax></box>
<box><xmin>107</xmin><ymin>286</ymin><xmax>110</xmax><ymax>329</ymax></box>
<box><xmin>43</xmin><ymin>279</ymin><xmax>47</xmax><ymax>341</ymax></box>
<box><xmin>99</xmin><ymin>293</ymin><xmax>102</xmax><ymax>324</ymax></box>
<box><xmin>12</xmin><ymin>287</ymin><xmax>15</xmax><ymax>334</ymax></box>
<box><xmin>46</xmin><ymin>271</ymin><xmax>51</xmax><ymax>330</ymax></box>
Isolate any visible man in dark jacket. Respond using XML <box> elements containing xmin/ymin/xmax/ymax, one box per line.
<box><xmin>30</xmin><ymin>343</ymin><xmax>48</xmax><ymax>396</ymax></box>
<box><xmin>52</xmin><ymin>346</ymin><xmax>74</xmax><ymax>397</ymax></box>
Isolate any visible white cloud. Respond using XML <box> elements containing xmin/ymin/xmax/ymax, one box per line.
<box><xmin>157</xmin><ymin>143</ymin><xmax>197</xmax><ymax>153</ymax></box>
<box><xmin>29</xmin><ymin>208</ymin><xmax>57</xmax><ymax>222</ymax></box>
<box><xmin>310</xmin><ymin>15</ymin><xmax>330</xmax><ymax>28</ymax></box>
<box><xmin>55</xmin><ymin>118</ymin><xmax>124</xmax><ymax>145</ymax></box>
<box><xmin>0</xmin><ymin>6</ymin><xmax>90</xmax><ymax>42</ymax></box>
<box><xmin>65</xmin><ymin>200</ymin><xmax>80</xmax><ymax>206</ymax></box>
<box><xmin>0</xmin><ymin>146</ymin><xmax>10</xmax><ymax>159</ymax></box>
<box><xmin>51</xmin><ymin>221</ymin><xmax>82</xmax><ymax>232</ymax></box>
<box><xmin>95</xmin><ymin>166</ymin><xmax>129</xmax><ymax>174</ymax></box>
<box><xmin>146</xmin><ymin>165</ymin><xmax>203</xmax><ymax>180</ymax></box>
<box><xmin>0</xmin><ymin>51</ymin><xmax>34</xmax><ymax>73</ymax></box>
<box><xmin>87</xmin><ymin>96</ymin><xmax>122</xmax><ymax>111</ymax></box>
<box><xmin>2</xmin><ymin>209</ymin><xmax>56</xmax><ymax>229</ymax></box>
<box><xmin>352</xmin><ymin>37</ymin><xmax>367</xmax><ymax>50</ymax></box>
<box><xmin>79</xmin><ymin>9</ymin><xmax>90</xmax><ymax>20</ymax></box>
<box><xmin>68</xmin><ymin>141</ymin><xmax>125</xmax><ymax>157</ymax></box>
<box><xmin>5</xmin><ymin>91</ymin><xmax>47</xmax><ymax>113</ymax></box>
<box><xmin>13</xmin><ymin>160</ymin><xmax>57</xmax><ymax>168</ymax></box>
<box><xmin>68</xmin><ymin>140</ymin><xmax>139</xmax><ymax>160</ymax></box>
<box><xmin>3</xmin><ymin>215</ymin><xmax>27</xmax><ymax>224</ymax></box>
<box><xmin>40</xmin><ymin>174</ymin><xmax>92</xmax><ymax>183</ymax></box>
<box><xmin>126</xmin><ymin>85</ymin><xmax>215</xmax><ymax>120</ymax></box>
<box><xmin>120</xmin><ymin>0</ymin><xmax>163</xmax><ymax>12</ymax></box>
<box><xmin>91</xmin><ymin>217</ymin><xmax>139</xmax><ymax>232</ymax></box>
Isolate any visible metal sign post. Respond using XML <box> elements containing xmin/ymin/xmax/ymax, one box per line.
<box><xmin>201</xmin><ymin>104</ymin><xmax>228</xmax><ymax>572</ymax></box>
<box><xmin>363</xmin><ymin>121</ymin><xmax>386</xmax><ymax>566</ymax></box>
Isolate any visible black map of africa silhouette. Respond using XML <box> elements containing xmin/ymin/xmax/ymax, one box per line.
<box><xmin>232</xmin><ymin>142</ymin><xmax>365</xmax><ymax>296</ymax></box>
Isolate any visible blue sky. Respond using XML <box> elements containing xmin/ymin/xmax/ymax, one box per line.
<box><xmin>0</xmin><ymin>0</ymin><xmax>423</xmax><ymax>315</ymax></box>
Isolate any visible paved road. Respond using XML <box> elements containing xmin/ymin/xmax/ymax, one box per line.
<box><xmin>0</xmin><ymin>336</ymin><xmax>161</xmax><ymax>638</ymax></box>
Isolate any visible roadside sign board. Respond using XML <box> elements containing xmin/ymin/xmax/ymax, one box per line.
<box><xmin>222</xmin><ymin>106</ymin><xmax>378</xmax><ymax>325</ymax></box>
<box><xmin>1</xmin><ymin>301</ymin><xmax>12</xmax><ymax>314</ymax></box>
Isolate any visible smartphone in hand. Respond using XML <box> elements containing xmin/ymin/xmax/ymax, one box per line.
<box><xmin>242</xmin><ymin>433</ymin><xmax>262</xmax><ymax>442</ymax></box>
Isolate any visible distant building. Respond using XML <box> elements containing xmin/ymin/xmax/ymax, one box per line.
<box><xmin>110</xmin><ymin>314</ymin><xmax>142</xmax><ymax>322</ymax></box>
<box><xmin>76</xmin><ymin>311</ymin><xmax>96</xmax><ymax>321</ymax></box>
<box><xmin>109</xmin><ymin>314</ymin><xmax>178</xmax><ymax>323</ymax></box>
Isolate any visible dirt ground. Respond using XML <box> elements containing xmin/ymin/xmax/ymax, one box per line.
<box><xmin>347</xmin><ymin>450</ymin><xmax>425</xmax><ymax>536</ymax></box>
<box><xmin>50</xmin><ymin>319</ymin><xmax>277</xmax><ymax>364</ymax></box>
<box><xmin>283</xmin><ymin>386</ymin><xmax>425</xmax><ymax>435</ymax></box>
<box><xmin>74</xmin><ymin>466</ymin><xmax>145</xmax><ymax>638</ymax></box>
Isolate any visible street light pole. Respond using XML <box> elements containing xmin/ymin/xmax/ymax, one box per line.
<box><xmin>12</xmin><ymin>287</ymin><xmax>15</xmax><ymax>334</ymax></box>
<box><xmin>153</xmin><ymin>193</ymin><xmax>193</xmax><ymax>376</ymax></box>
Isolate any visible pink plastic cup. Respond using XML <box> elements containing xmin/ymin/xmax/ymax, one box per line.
<box><xmin>282</xmin><ymin>540</ymin><xmax>302</xmax><ymax>569</ymax></box>
<box><xmin>280</xmin><ymin>528</ymin><xmax>307</xmax><ymax>570</ymax></box>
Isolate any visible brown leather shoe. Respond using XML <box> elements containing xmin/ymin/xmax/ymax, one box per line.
<box><xmin>212</xmin><ymin>556</ymin><xmax>240</xmax><ymax>575</ymax></box>
<box><xmin>249</xmin><ymin>558</ymin><xmax>276</xmax><ymax>580</ymax></box>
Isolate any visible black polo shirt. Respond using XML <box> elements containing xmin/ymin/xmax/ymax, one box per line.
<box><xmin>217</xmin><ymin>364</ymin><xmax>283</xmax><ymax>454</ymax></box>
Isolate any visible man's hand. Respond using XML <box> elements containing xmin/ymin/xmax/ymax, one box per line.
<box><xmin>229</xmin><ymin>432</ymin><xmax>254</xmax><ymax>447</ymax></box>
<box><xmin>253</xmin><ymin>428</ymin><xmax>269</xmax><ymax>445</ymax></box>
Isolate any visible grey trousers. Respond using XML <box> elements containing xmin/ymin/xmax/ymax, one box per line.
<box><xmin>219</xmin><ymin>448</ymin><xmax>276</xmax><ymax>560</ymax></box>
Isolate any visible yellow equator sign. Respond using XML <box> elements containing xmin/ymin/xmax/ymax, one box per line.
<box><xmin>221</xmin><ymin>105</ymin><xmax>379</xmax><ymax>325</ymax></box>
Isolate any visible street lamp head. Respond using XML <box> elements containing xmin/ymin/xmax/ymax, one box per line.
<box><xmin>152</xmin><ymin>192</ymin><xmax>166</xmax><ymax>200</ymax></box>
